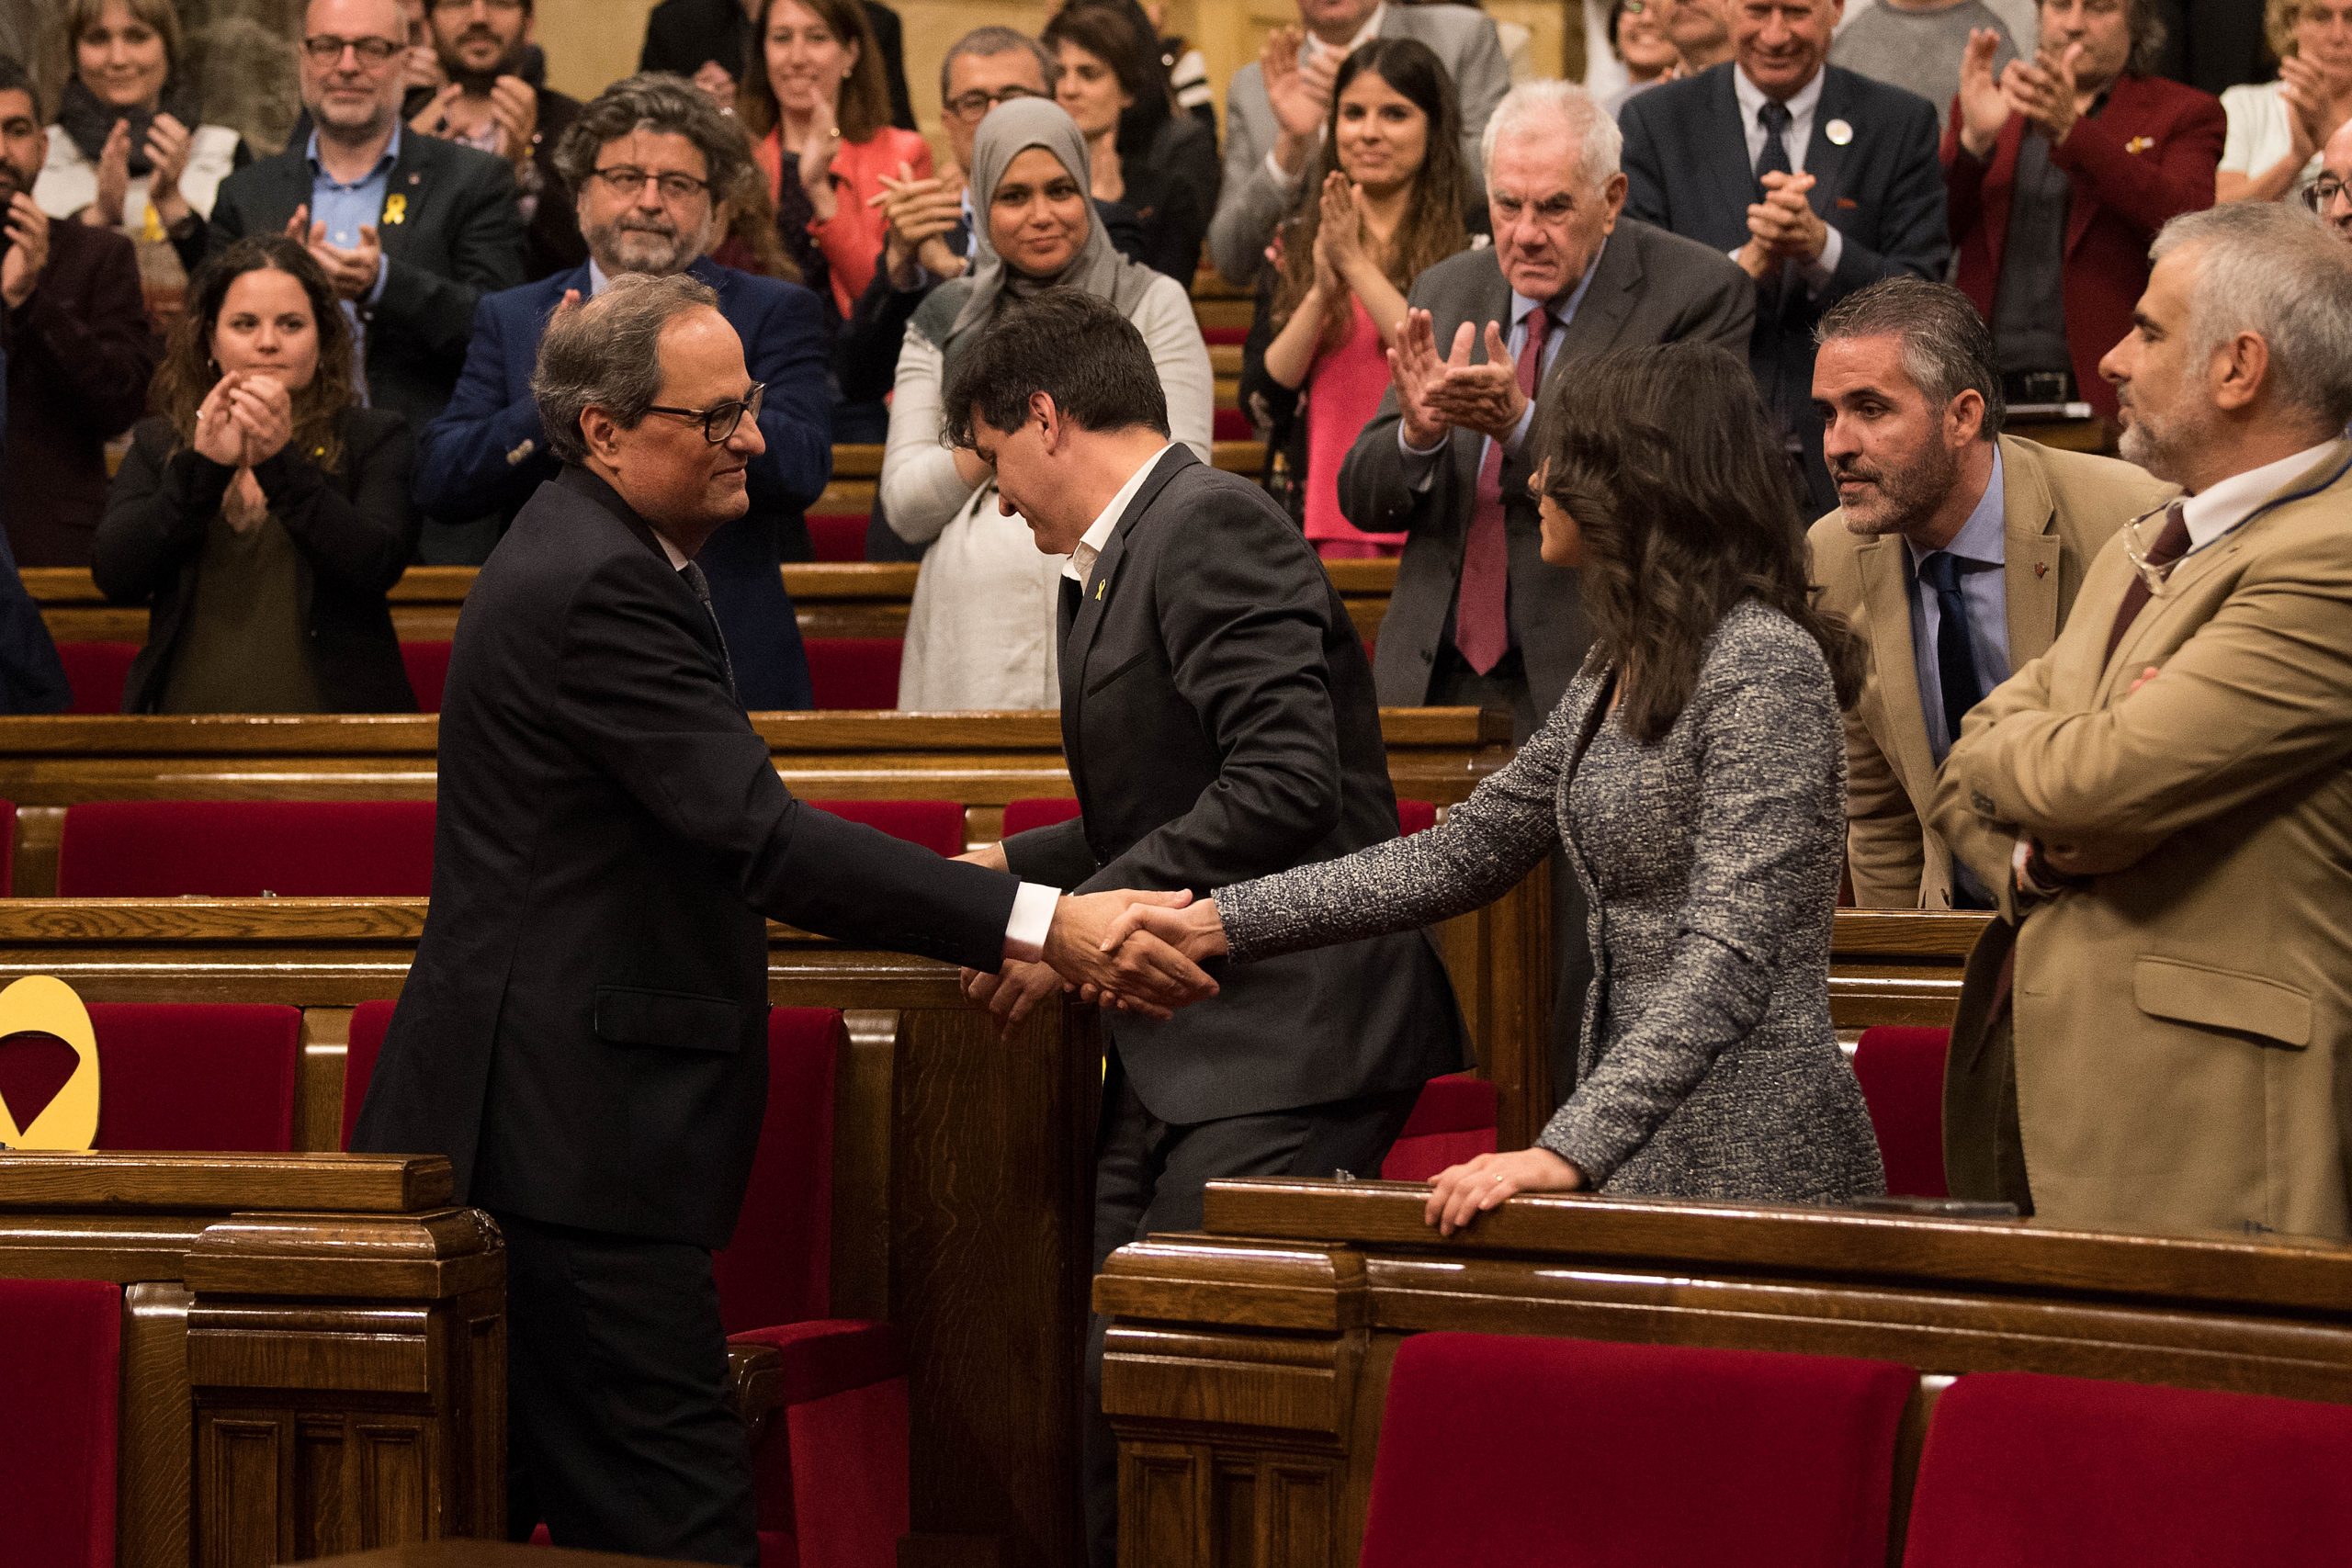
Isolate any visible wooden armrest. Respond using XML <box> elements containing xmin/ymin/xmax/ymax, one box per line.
<box><xmin>727</xmin><ymin>1338</ymin><xmax>785</xmax><ymax>1444</ymax></box>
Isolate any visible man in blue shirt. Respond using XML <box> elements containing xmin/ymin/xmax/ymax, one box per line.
<box><xmin>1808</xmin><ymin>276</ymin><xmax>2171</xmax><ymax>908</ymax></box>
<box><xmin>210</xmin><ymin>0</ymin><xmax>525</xmax><ymax>558</ymax></box>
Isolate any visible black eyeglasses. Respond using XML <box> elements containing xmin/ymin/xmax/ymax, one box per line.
<box><xmin>2304</xmin><ymin>176</ymin><xmax>2351</xmax><ymax>211</ymax></box>
<box><xmin>589</xmin><ymin>166</ymin><xmax>715</xmax><ymax>203</ymax></box>
<box><xmin>301</xmin><ymin>34</ymin><xmax>404</xmax><ymax>64</ymax></box>
<box><xmin>645</xmin><ymin>384</ymin><xmax>766</xmax><ymax>444</ymax></box>
<box><xmin>944</xmin><ymin>85</ymin><xmax>1044</xmax><ymax>121</ymax></box>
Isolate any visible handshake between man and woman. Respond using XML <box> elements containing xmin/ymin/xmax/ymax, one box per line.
<box><xmin>956</xmin><ymin>883</ymin><xmax>1236</xmax><ymax>1034</ymax></box>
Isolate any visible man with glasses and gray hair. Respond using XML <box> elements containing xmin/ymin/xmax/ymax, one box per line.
<box><xmin>418</xmin><ymin>72</ymin><xmax>829</xmax><ymax>703</ymax></box>
<box><xmin>2308</xmin><ymin>115</ymin><xmax>2352</xmax><ymax>238</ymax></box>
<box><xmin>357</xmin><ymin>270</ymin><xmax>1213</xmax><ymax>1563</ymax></box>
<box><xmin>209</xmin><ymin>0</ymin><xmax>526</xmax><ymax>468</ymax></box>
<box><xmin>1929</xmin><ymin>202</ymin><xmax>2352</xmax><ymax>1238</ymax></box>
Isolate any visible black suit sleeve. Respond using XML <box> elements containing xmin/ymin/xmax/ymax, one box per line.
<box><xmin>1825</xmin><ymin>96</ymin><xmax>1950</xmax><ymax>300</ymax></box>
<box><xmin>1079</xmin><ymin>492</ymin><xmax>1348</xmax><ymax>895</ymax></box>
<box><xmin>92</xmin><ymin>422</ymin><xmax>225</xmax><ymax>605</ymax></box>
<box><xmin>551</xmin><ymin>547</ymin><xmax>1018</xmax><ymax>969</ymax></box>
<box><xmin>1001</xmin><ymin>818</ymin><xmax>1100</xmax><ymax>890</ymax></box>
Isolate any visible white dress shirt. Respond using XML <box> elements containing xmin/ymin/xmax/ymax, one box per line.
<box><xmin>1068</xmin><ymin>444</ymin><xmax>1172</xmax><ymax>590</ymax></box>
<box><xmin>1731</xmin><ymin>64</ymin><xmax>1846</xmax><ymax>290</ymax></box>
<box><xmin>2177</xmin><ymin>438</ymin><xmax>2349</xmax><ymax>556</ymax></box>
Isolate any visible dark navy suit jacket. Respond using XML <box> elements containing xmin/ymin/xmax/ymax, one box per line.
<box><xmin>0</xmin><ymin>347</ymin><xmax>70</xmax><ymax>715</ymax></box>
<box><xmin>418</xmin><ymin>256</ymin><xmax>830</xmax><ymax>709</ymax></box>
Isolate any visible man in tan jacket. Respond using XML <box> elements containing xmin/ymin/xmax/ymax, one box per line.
<box><xmin>1930</xmin><ymin>203</ymin><xmax>2352</xmax><ymax>1239</ymax></box>
<box><xmin>1810</xmin><ymin>279</ymin><xmax>2172</xmax><ymax>909</ymax></box>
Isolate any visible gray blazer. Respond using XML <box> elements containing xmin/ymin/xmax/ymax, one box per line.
<box><xmin>1335</xmin><ymin>225</ymin><xmax>1755</xmax><ymax>713</ymax></box>
<box><xmin>1217</xmin><ymin>600</ymin><xmax>1887</xmax><ymax>1203</ymax></box>
<box><xmin>1206</xmin><ymin>3</ymin><xmax>1510</xmax><ymax>285</ymax></box>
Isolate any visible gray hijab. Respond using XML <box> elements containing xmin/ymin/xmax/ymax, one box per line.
<box><xmin>913</xmin><ymin>96</ymin><xmax>1157</xmax><ymax>365</ymax></box>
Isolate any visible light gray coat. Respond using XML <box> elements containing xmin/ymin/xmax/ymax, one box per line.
<box><xmin>1218</xmin><ymin>600</ymin><xmax>1887</xmax><ymax>1201</ymax></box>
<box><xmin>1205</xmin><ymin>3</ymin><xmax>1511</xmax><ymax>285</ymax></box>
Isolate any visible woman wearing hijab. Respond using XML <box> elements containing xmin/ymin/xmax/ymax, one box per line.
<box><xmin>882</xmin><ymin>97</ymin><xmax>1211</xmax><ymax>711</ymax></box>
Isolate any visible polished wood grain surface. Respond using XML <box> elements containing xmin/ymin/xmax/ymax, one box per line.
<box><xmin>297</xmin><ymin>1543</ymin><xmax>706</xmax><ymax>1568</ymax></box>
<box><xmin>1095</xmin><ymin>1176</ymin><xmax>2352</xmax><ymax>1568</ymax></box>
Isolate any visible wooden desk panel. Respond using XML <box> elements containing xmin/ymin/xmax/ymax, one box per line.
<box><xmin>1095</xmin><ymin>1178</ymin><xmax>2352</xmax><ymax>1568</ymax></box>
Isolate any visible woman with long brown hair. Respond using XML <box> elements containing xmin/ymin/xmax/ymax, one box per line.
<box><xmin>1105</xmin><ymin>342</ymin><xmax>1886</xmax><ymax>1222</ymax></box>
<box><xmin>1239</xmin><ymin>39</ymin><xmax>1471</xmax><ymax>558</ymax></box>
<box><xmin>94</xmin><ymin>237</ymin><xmax>418</xmax><ymax>714</ymax></box>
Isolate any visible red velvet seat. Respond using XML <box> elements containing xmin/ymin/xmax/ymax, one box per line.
<box><xmin>1905</xmin><ymin>1371</ymin><xmax>2352</xmax><ymax>1567</ymax></box>
<box><xmin>1213</xmin><ymin>407</ymin><xmax>1253</xmax><ymax>442</ymax></box>
<box><xmin>1361</xmin><ymin>1333</ymin><xmax>1914</xmax><ymax>1568</ymax></box>
<box><xmin>342</xmin><ymin>998</ymin><xmax>397</xmax><ymax>1151</ymax></box>
<box><xmin>55</xmin><ymin>800</ymin><xmax>438</xmax><ymax>897</ymax></box>
<box><xmin>807</xmin><ymin>799</ymin><xmax>964</xmax><ymax>858</ymax></box>
<box><xmin>0</xmin><ymin>1004</ymin><xmax>301</xmax><ymax>1152</ymax></box>
<box><xmin>401</xmin><ymin>641</ymin><xmax>453</xmax><ymax>713</ymax></box>
<box><xmin>1852</xmin><ymin>1026</ymin><xmax>1950</xmax><ymax>1199</ymax></box>
<box><xmin>1378</xmin><ymin>1074</ymin><xmax>1498</xmax><ymax>1181</ymax></box>
<box><xmin>719</xmin><ymin>1008</ymin><xmax>909</xmax><ymax>1568</ymax></box>
<box><xmin>804</xmin><ymin>638</ymin><xmax>904</xmax><ymax>710</ymax></box>
<box><xmin>1001</xmin><ymin>797</ymin><xmax>1082</xmax><ymax>837</ymax></box>
<box><xmin>1201</xmin><ymin>323</ymin><xmax>1247</xmax><ymax>346</ymax></box>
<box><xmin>1396</xmin><ymin>798</ymin><xmax>1436</xmax><ymax>836</ymax></box>
<box><xmin>0</xmin><ymin>1278</ymin><xmax>120</xmax><ymax>1568</ymax></box>
<box><xmin>56</xmin><ymin>641</ymin><xmax>138</xmax><ymax>715</ymax></box>
<box><xmin>808</xmin><ymin>513</ymin><xmax>866</xmax><ymax>563</ymax></box>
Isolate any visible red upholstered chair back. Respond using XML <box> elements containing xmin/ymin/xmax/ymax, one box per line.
<box><xmin>805</xmin><ymin>638</ymin><xmax>905</xmax><ymax>710</ymax></box>
<box><xmin>401</xmin><ymin>642</ymin><xmax>453</xmax><ymax>713</ymax></box>
<box><xmin>0</xmin><ymin>1004</ymin><xmax>301</xmax><ymax>1152</ymax></box>
<box><xmin>1852</xmin><ymin>1026</ymin><xmax>1950</xmax><ymax>1199</ymax></box>
<box><xmin>1396</xmin><ymin>799</ymin><xmax>1436</xmax><ymax>836</ymax></box>
<box><xmin>714</xmin><ymin>1008</ymin><xmax>846</xmax><ymax>1334</ymax></box>
<box><xmin>806</xmin><ymin>799</ymin><xmax>965</xmax><ymax>857</ymax></box>
<box><xmin>1905</xmin><ymin>1371</ymin><xmax>2352</xmax><ymax>1566</ymax></box>
<box><xmin>342</xmin><ymin>998</ymin><xmax>399</xmax><ymax>1150</ymax></box>
<box><xmin>1378</xmin><ymin>1074</ymin><xmax>1498</xmax><ymax>1181</ymax></box>
<box><xmin>0</xmin><ymin>1278</ymin><xmax>120</xmax><ymax>1568</ymax></box>
<box><xmin>808</xmin><ymin>513</ymin><xmax>866</xmax><ymax>562</ymax></box>
<box><xmin>1002</xmin><ymin>797</ymin><xmax>1082</xmax><ymax>837</ymax></box>
<box><xmin>1361</xmin><ymin>1333</ymin><xmax>1914</xmax><ymax>1568</ymax></box>
<box><xmin>56</xmin><ymin>800</ymin><xmax>439</xmax><ymax>897</ymax></box>
<box><xmin>57</xmin><ymin>642</ymin><xmax>138</xmax><ymax>715</ymax></box>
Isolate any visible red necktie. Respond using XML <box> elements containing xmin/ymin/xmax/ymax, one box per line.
<box><xmin>1453</xmin><ymin>308</ymin><xmax>1555</xmax><ymax>675</ymax></box>
<box><xmin>2102</xmin><ymin>502</ymin><xmax>2191</xmax><ymax>665</ymax></box>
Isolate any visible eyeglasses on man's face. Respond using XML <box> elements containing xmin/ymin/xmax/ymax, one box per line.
<box><xmin>589</xmin><ymin>165</ymin><xmax>715</xmax><ymax>204</ymax></box>
<box><xmin>301</xmin><ymin>34</ymin><xmax>404</xmax><ymax>65</ymax></box>
<box><xmin>944</xmin><ymin>84</ymin><xmax>1044</xmax><ymax>122</ymax></box>
<box><xmin>2302</xmin><ymin>175</ymin><xmax>2352</xmax><ymax>211</ymax></box>
<box><xmin>645</xmin><ymin>384</ymin><xmax>767</xmax><ymax>444</ymax></box>
<box><xmin>429</xmin><ymin>0</ymin><xmax>526</xmax><ymax>12</ymax></box>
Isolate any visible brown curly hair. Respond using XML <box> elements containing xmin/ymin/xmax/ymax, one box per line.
<box><xmin>152</xmin><ymin>237</ymin><xmax>357</xmax><ymax>474</ymax></box>
<box><xmin>1270</xmin><ymin>38</ymin><xmax>1471</xmax><ymax>333</ymax></box>
<box><xmin>1532</xmin><ymin>342</ymin><xmax>1863</xmax><ymax>742</ymax></box>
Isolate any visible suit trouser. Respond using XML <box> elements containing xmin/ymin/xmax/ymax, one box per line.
<box><xmin>1429</xmin><ymin>650</ymin><xmax>1593</xmax><ymax>1106</ymax></box>
<box><xmin>1083</xmin><ymin>1057</ymin><xmax>1422</xmax><ymax>1568</ymax></box>
<box><xmin>498</xmin><ymin>1212</ymin><xmax>758</xmax><ymax>1567</ymax></box>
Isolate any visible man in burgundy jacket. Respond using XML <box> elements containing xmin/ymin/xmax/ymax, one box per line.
<box><xmin>0</xmin><ymin>59</ymin><xmax>157</xmax><ymax>568</ymax></box>
<box><xmin>1943</xmin><ymin>0</ymin><xmax>2222</xmax><ymax>423</ymax></box>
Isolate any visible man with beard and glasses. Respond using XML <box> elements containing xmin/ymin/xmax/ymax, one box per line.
<box><xmin>420</xmin><ymin>73</ymin><xmax>828</xmax><ymax>705</ymax></box>
<box><xmin>1929</xmin><ymin>203</ymin><xmax>2352</xmax><ymax>1232</ymax></box>
<box><xmin>1808</xmin><ymin>277</ymin><xmax>2168</xmax><ymax>911</ymax></box>
<box><xmin>0</xmin><ymin>55</ymin><xmax>158</xmax><ymax>571</ymax></box>
<box><xmin>406</xmin><ymin>0</ymin><xmax>586</xmax><ymax>282</ymax></box>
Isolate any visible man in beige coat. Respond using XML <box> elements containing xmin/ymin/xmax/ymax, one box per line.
<box><xmin>1809</xmin><ymin>279</ymin><xmax>2172</xmax><ymax>909</ymax></box>
<box><xmin>1929</xmin><ymin>203</ymin><xmax>2352</xmax><ymax>1240</ymax></box>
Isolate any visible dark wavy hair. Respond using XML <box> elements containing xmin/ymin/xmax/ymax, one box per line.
<box><xmin>1271</xmin><ymin>39</ymin><xmax>1470</xmax><ymax>332</ymax></box>
<box><xmin>153</xmin><ymin>237</ymin><xmax>356</xmax><ymax>474</ymax></box>
<box><xmin>1042</xmin><ymin>0</ymin><xmax>1174</xmax><ymax>158</ymax></box>
<box><xmin>1533</xmin><ymin>342</ymin><xmax>1863</xmax><ymax>742</ymax></box>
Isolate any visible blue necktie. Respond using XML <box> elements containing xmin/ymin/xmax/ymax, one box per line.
<box><xmin>1917</xmin><ymin>551</ymin><xmax>1984</xmax><ymax>753</ymax></box>
<box><xmin>1756</xmin><ymin>98</ymin><xmax>1794</xmax><ymax>193</ymax></box>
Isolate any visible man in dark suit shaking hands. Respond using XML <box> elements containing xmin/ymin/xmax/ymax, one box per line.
<box><xmin>944</xmin><ymin>288</ymin><xmax>1466</xmax><ymax>1568</ymax></box>
<box><xmin>352</xmin><ymin>274</ymin><xmax>1209</xmax><ymax>1565</ymax></box>
<box><xmin>1620</xmin><ymin>0</ymin><xmax>1949</xmax><ymax>514</ymax></box>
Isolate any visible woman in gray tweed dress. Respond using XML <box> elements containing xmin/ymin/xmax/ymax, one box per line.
<box><xmin>1104</xmin><ymin>342</ymin><xmax>1888</xmax><ymax>1229</ymax></box>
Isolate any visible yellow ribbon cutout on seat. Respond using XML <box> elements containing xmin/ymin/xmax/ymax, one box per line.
<box><xmin>0</xmin><ymin>976</ymin><xmax>100</xmax><ymax>1150</ymax></box>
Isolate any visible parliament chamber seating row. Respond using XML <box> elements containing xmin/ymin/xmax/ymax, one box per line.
<box><xmin>1360</xmin><ymin>1331</ymin><xmax>2352</xmax><ymax>1567</ymax></box>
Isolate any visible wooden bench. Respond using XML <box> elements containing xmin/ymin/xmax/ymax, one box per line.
<box><xmin>0</xmin><ymin>900</ymin><xmax>1135</xmax><ymax>1568</ymax></box>
<box><xmin>1094</xmin><ymin>1176</ymin><xmax>2352</xmax><ymax>1568</ymax></box>
<box><xmin>25</xmin><ymin>557</ymin><xmax>1400</xmax><ymax>648</ymax></box>
<box><xmin>0</xmin><ymin>1149</ymin><xmax>497</xmax><ymax>1568</ymax></box>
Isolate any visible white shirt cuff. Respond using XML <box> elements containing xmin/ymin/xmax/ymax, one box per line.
<box><xmin>1398</xmin><ymin>423</ymin><xmax>1447</xmax><ymax>491</ymax></box>
<box><xmin>1500</xmin><ymin>399</ymin><xmax>1536</xmax><ymax>457</ymax></box>
<box><xmin>1803</xmin><ymin>227</ymin><xmax>1843</xmax><ymax>294</ymax></box>
<box><xmin>1002</xmin><ymin>881</ymin><xmax>1060</xmax><ymax>964</ymax></box>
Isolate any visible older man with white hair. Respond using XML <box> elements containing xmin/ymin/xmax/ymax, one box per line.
<box><xmin>1334</xmin><ymin>78</ymin><xmax>1752</xmax><ymax>1100</ymax></box>
<box><xmin>1931</xmin><ymin>202</ymin><xmax>2352</xmax><ymax>1236</ymax></box>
